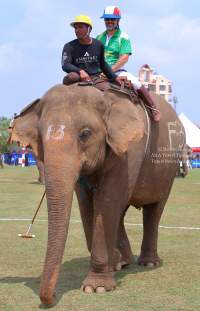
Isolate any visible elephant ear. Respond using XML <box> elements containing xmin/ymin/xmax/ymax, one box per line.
<box><xmin>104</xmin><ymin>89</ymin><xmax>145</xmax><ymax>157</ymax></box>
<box><xmin>7</xmin><ymin>99</ymin><xmax>41</xmax><ymax>156</ymax></box>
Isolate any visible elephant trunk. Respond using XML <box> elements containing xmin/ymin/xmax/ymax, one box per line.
<box><xmin>40</xmin><ymin>158</ymin><xmax>78</xmax><ymax>305</ymax></box>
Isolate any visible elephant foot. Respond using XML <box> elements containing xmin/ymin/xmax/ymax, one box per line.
<box><xmin>138</xmin><ymin>254</ymin><xmax>160</xmax><ymax>267</ymax></box>
<box><xmin>40</xmin><ymin>293</ymin><xmax>56</xmax><ymax>306</ymax></box>
<box><xmin>81</xmin><ymin>276</ymin><xmax>116</xmax><ymax>294</ymax></box>
<box><xmin>38</xmin><ymin>179</ymin><xmax>45</xmax><ymax>185</ymax></box>
<box><xmin>120</xmin><ymin>253</ymin><xmax>134</xmax><ymax>267</ymax></box>
<box><xmin>113</xmin><ymin>248</ymin><xmax>122</xmax><ymax>271</ymax></box>
<box><xmin>116</xmin><ymin>246</ymin><xmax>134</xmax><ymax>268</ymax></box>
<box><xmin>81</xmin><ymin>285</ymin><xmax>115</xmax><ymax>294</ymax></box>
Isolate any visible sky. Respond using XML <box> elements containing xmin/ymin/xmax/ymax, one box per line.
<box><xmin>0</xmin><ymin>0</ymin><xmax>200</xmax><ymax>123</ymax></box>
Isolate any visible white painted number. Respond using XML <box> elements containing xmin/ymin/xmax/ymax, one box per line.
<box><xmin>46</xmin><ymin>125</ymin><xmax>66</xmax><ymax>141</ymax></box>
<box><xmin>167</xmin><ymin>121</ymin><xmax>184</xmax><ymax>149</ymax></box>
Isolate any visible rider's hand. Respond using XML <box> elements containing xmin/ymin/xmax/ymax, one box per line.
<box><xmin>79</xmin><ymin>70</ymin><xmax>91</xmax><ymax>82</ymax></box>
<box><xmin>115</xmin><ymin>76</ymin><xmax>128</xmax><ymax>86</ymax></box>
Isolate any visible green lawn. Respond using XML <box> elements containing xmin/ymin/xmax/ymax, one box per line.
<box><xmin>0</xmin><ymin>166</ymin><xmax>200</xmax><ymax>310</ymax></box>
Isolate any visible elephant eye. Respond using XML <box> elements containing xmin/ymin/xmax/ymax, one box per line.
<box><xmin>79</xmin><ymin>129</ymin><xmax>92</xmax><ymax>143</ymax></box>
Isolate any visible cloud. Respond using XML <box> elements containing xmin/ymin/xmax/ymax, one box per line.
<box><xmin>0</xmin><ymin>42</ymin><xmax>26</xmax><ymax>71</ymax></box>
<box><xmin>120</xmin><ymin>12</ymin><xmax>200</xmax><ymax>80</ymax></box>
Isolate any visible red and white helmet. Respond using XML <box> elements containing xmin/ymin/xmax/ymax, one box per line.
<box><xmin>101</xmin><ymin>6</ymin><xmax>121</xmax><ymax>19</ymax></box>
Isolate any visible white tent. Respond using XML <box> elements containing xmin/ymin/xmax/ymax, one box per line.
<box><xmin>179</xmin><ymin>113</ymin><xmax>200</xmax><ymax>147</ymax></box>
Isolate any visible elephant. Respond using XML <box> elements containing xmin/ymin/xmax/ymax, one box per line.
<box><xmin>7</xmin><ymin>84</ymin><xmax>185</xmax><ymax>306</ymax></box>
<box><xmin>29</xmin><ymin>149</ymin><xmax>45</xmax><ymax>185</ymax></box>
<box><xmin>10</xmin><ymin>147</ymin><xmax>45</xmax><ymax>184</ymax></box>
<box><xmin>0</xmin><ymin>153</ymin><xmax>3</xmax><ymax>168</ymax></box>
<box><xmin>176</xmin><ymin>143</ymin><xmax>192</xmax><ymax>178</ymax></box>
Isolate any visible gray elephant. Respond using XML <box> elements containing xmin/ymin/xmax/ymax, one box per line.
<box><xmin>7</xmin><ymin>84</ymin><xmax>185</xmax><ymax>306</ymax></box>
<box><xmin>0</xmin><ymin>153</ymin><xmax>3</xmax><ymax>168</ymax></box>
<box><xmin>28</xmin><ymin>149</ymin><xmax>45</xmax><ymax>184</ymax></box>
<box><xmin>176</xmin><ymin>143</ymin><xmax>192</xmax><ymax>178</ymax></box>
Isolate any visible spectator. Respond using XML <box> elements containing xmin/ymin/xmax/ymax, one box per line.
<box><xmin>25</xmin><ymin>152</ymin><xmax>29</xmax><ymax>167</ymax></box>
<box><xmin>15</xmin><ymin>152</ymin><xmax>19</xmax><ymax>166</ymax></box>
<box><xmin>8</xmin><ymin>152</ymin><xmax>12</xmax><ymax>165</ymax></box>
<box><xmin>0</xmin><ymin>153</ymin><xmax>3</xmax><ymax>168</ymax></box>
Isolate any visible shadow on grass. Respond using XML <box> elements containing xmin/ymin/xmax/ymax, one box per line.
<box><xmin>0</xmin><ymin>255</ymin><xmax>162</xmax><ymax>309</ymax></box>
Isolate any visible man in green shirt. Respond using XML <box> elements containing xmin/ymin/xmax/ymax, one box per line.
<box><xmin>97</xmin><ymin>6</ymin><xmax>162</xmax><ymax>122</ymax></box>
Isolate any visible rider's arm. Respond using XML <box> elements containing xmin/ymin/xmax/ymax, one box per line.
<box><xmin>62</xmin><ymin>43</ymin><xmax>82</xmax><ymax>74</ymax></box>
<box><xmin>112</xmin><ymin>34</ymin><xmax>132</xmax><ymax>72</ymax></box>
<box><xmin>99</xmin><ymin>44</ymin><xmax>118</xmax><ymax>81</ymax></box>
<box><xmin>111</xmin><ymin>53</ymin><xmax>130</xmax><ymax>72</ymax></box>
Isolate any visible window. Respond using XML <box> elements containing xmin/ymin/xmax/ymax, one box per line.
<box><xmin>160</xmin><ymin>85</ymin><xmax>166</xmax><ymax>91</ymax></box>
<box><xmin>144</xmin><ymin>71</ymin><xmax>148</xmax><ymax>82</ymax></box>
<box><xmin>168</xmin><ymin>85</ymin><xmax>172</xmax><ymax>93</ymax></box>
<box><xmin>160</xmin><ymin>94</ymin><xmax>165</xmax><ymax>99</ymax></box>
<box><xmin>148</xmin><ymin>84</ymin><xmax>156</xmax><ymax>91</ymax></box>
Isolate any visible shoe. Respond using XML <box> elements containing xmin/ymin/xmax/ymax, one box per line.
<box><xmin>137</xmin><ymin>85</ymin><xmax>162</xmax><ymax>122</ymax></box>
<box><xmin>151</xmin><ymin>109</ymin><xmax>162</xmax><ymax>122</ymax></box>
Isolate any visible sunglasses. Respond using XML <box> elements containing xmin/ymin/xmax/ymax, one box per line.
<box><xmin>105</xmin><ymin>18</ymin><xmax>117</xmax><ymax>21</ymax></box>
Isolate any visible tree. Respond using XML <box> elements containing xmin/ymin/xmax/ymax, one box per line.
<box><xmin>0</xmin><ymin>117</ymin><xmax>16</xmax><ymax>153</ymax></box>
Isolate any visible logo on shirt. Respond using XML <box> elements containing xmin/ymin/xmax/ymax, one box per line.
<box><xmin>62</xmin><ymin>52</ymin><xmax>67</xmax><ymax>66</ymax></box>
<box><xmin>75</xmin><ymin>53</ymin><xmax>98</xmax><ymax>64</ymax></box>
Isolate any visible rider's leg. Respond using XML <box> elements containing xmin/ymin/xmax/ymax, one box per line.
<box><xmin>116</xmin><ymin>72</ymin><xmax>162</xmax><ymax>122</ymax></box>
<box><xmin>63</xmin><ymin>72</ymin><xmax>80</xmax><ymax>85</ymax></box>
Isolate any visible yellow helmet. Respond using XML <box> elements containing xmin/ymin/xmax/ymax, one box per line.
<box><xmin>70</xmin><ymin>15</ymin><xmax>92</xmax><ymax>28</ymax></box>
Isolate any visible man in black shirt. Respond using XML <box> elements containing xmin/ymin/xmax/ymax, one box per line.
<box><xmin>62</xmin><ymin>15</ymin><xmax>127</xmax><ymax>91</ymax></box>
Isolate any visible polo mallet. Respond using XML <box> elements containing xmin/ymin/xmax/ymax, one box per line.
<box><xmin>18</xmin><ymin>190</ymin><xmax>46</xmax><ymax>238</ymax></box>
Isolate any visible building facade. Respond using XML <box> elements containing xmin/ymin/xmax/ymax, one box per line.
<box><xmin>138</xmin><ymin>64</ymin><xmax>173</xmax><ymax>104</ymax></box>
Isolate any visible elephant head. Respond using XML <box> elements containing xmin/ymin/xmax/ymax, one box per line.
<box><xmin>7</xmin><ymin>84</ymin><xmax>145</xmax><ymax>305</ymax></box>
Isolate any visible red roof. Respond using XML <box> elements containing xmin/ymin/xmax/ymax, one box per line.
<box><xmin>141</xmin><ymin>64</ymin><xmax>150</xmax><ymax>69</ymax></box>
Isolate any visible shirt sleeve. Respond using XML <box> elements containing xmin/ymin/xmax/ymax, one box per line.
<box><xmin>62</xmin><ymin>43</ymin><xmax>81</xmax><ymax>74</ymax></box>
<box><xmin>99</xmin><ymin>44</ymin><xmax>117</xmax><ymax>81</ymax></box>
<box><xmin>120</xmin><ymin>37</ymin><xmax>132</xmax><ymax>55</ymax></box>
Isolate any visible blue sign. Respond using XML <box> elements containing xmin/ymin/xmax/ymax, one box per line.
<box><xmin>4</xmin><ymin>153</ymin><xmax>36</xmax><ymax>165</ymax></box>
<box><xmin>192</xmin><ymin>160</ymin><xmax>200</xmax><ymax>168</ymax></box>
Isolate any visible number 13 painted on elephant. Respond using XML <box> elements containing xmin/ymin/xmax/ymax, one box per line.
<box><xmin>46</xmin><ymin>125</ymin><xmax>66</xmax><ymax>141</ymax></box>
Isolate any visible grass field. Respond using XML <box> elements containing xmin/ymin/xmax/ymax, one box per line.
<box><xmin>0</xmin><ymin>166</ymin><xmax>200</xmax><ymax>311</ymax></box>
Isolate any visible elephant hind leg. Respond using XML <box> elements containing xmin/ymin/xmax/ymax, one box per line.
<box><xmin>116</xmin><ymin>206</ymin><xmax>134</xmax><ymax>266</ymax></box>
<box><xmin>138</xmin><ymin>183</ymin><xmax>173</xmax><ymax>267</ymax></box>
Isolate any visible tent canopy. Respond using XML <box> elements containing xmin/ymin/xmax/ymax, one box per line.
<box><xmin>179</xmin><ymin>113</ymin><xmax>200</xmax><ymax>148</ymax></box>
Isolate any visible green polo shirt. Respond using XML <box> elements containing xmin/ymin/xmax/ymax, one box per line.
<box><xmin>96</xmin><ymin>28</ymin><xmax>132</xmax><ymax>68</ymax></box>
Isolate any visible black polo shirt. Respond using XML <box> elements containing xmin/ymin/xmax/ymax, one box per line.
<box><xmin>62</xmin><ymin>38</ymin><xmax>117</xmax><ymax>81</ymax></box>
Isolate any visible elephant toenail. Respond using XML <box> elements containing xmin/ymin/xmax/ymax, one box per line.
<box><xmin>85</xmin><ymin>286</ymin><xmax>94</xmax><ymax>294</ymax></box>
<box><xmin>146</xmin><ymin>262</ymin><xmax>154</xmax><ymax>267</ymax></box>
<box><xmin>116</xmin><ymin>263</ymin><xmax>121</xmax><ymax>271</ymax></box>
<box><xmin>96</xmin><ymin>287</ymin><xmax>106</xmax><ymax>293</ymax></box>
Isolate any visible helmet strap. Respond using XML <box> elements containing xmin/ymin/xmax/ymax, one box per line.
<box><xmin>82</xmin><ymin>26</ymin><xmax>90</xmax><ymax>39</ymax></box>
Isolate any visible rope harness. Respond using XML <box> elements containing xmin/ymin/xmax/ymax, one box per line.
<box><xmin>76</xmin><ymin>177</ymin><xmax>91</xmax><ymax>202</ymax></box>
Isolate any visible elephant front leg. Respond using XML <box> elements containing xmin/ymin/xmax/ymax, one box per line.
<box><xmin>75</xmin><ymin>184</ymin><xmax>94</xmax><ymax>253</ymax></box>
<box><xmin>81</xmin><ymin>192</ymin><xmax>122</xmax><ymax>293</ymax></box>
<box><xmin>76</xmin><ymin>182</ymin><xmax>123</xmax><ymax>274</ymax></box>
